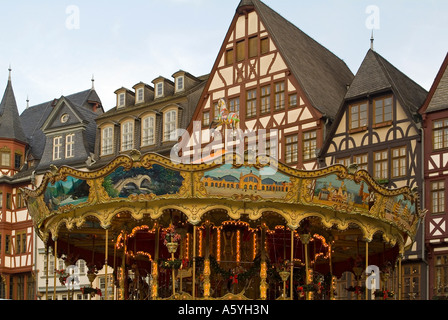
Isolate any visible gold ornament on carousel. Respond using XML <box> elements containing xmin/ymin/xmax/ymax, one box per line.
<box><xmin>162</xmin><ymin>225</ymin><xmax>181</xmax><ymax>296</ymax></box>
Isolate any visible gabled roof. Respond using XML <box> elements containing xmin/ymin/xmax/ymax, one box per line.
<box><xmin>240</xmin><ymin>0</ymin><xmax>354</xmax><ymax>118</ymax></box>
<box><xmin>0</xmin><ymin>73</ymin><xmax>27</xmax><ymax>144</ymax></box>
<box><xmin>346</xmin><ymin>49</ymin><xmax>427</xmax><ymax>114</ymax></box>
<box><xmin>20</xmin><ymin>89</ymin><xmax>101</xmax><ymax>160</ymax></box>
<box><xmin>420</xmin><ymin>52</ymin><xmax>448</xmax><ymax>114</ymax></box>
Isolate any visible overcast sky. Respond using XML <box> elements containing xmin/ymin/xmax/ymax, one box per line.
<box><xmin>1</xmin><ymin>0</ymin><xmax>447</xmax><ymax>113</ymax></box>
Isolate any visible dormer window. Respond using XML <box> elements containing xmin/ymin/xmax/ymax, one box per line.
<box><xmin>155</xmin><ymin>82</ymin><xmax>164</xmax><ymax>98</ymax></box>
<box><xmin>175</xmin><ymin>76</ymin><xmax>184</xmax><ymax>93</ymax></box>
<box><xmin>136</xmin><ymin>88</ymin><xmax>144</xmax><ymax>103</ymax></box>
<box><xmin>118</xmin><ymin>93</ymin><xmax>126</xmax><ymax>108</ymax></box>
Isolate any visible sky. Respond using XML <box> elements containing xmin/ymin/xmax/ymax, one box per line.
<box><xmin>1</xmin><ymin>0</ymin><xmax>447</xmax><ymax>114</ymax></box>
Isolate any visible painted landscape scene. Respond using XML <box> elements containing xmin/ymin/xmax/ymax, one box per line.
<box><xmin>102</xmin><ymin>164</ymin><xmax>184</xmax><ymax>198</ymax></box>
<box><xmin>202</xmin><ymin>164</ymin><xmax>292</xmax><ymax>199</ymax></box>
<box><xmin>44</xmin><ymin>176</ymin><xmax>90</xmax><ymax>211</ymax></box>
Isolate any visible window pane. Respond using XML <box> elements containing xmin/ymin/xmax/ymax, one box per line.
<box><xmin>249</xmin><ymin>36</ymin><xmax>258</xmax><ymax>58</ymax></box>
<box><xmin>236</xmin><ymin>41</ymin><xmax>245</xmax><ymax>62</ymax></box>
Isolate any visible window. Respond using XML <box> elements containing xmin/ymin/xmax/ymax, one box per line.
<box><xmin>5</xmin><ymin>235</ymin><xmax>10</xmax><ymax>255</ymax></box>
<box><xmin>392</xmin><ymin>146</ymin><xmax>406</xmax><ymax>178</ymax></box>
<box><xmin>136</xmin><ymin>88</ymin><xmax>144</xmax><ymax>103</ymax></box>
<box><xmin>142</xmin><ymin>116</ymin><xmax>155</xmax><ymax>146</ymax></box>
<box><xmin>260</xmin><ymin>85</ymin><xmax>271</xmax><ymax>114</ymax></box>
<box><xmin>337</xmin><ymin>157</ymin><xmax>351</xmax><ymax>167</ymax></box>
<box><xmin>433</xmin><ymin>119</ymin><xmax>448</xmax><ymax>150</ymax></box>
<box><xmin>285</xmin><ymin>135</ymin><xmax>298</xmax><ymax>164</ymax></box>
<box><xmin>246</xmin><ymin>89</ymin><xmax>257</xmax><ymax>118</ymax></box>
<box><xmin>374</xmin><ymin>96</ymin><xmax>393</xmax><ymax>125</ymax></box>
<box><xmin>402</xmin><ymin>264</ymin><xmax>420</xmax><ymax>300</ymax></box>
<box><xmin>176</xmin><ymin>76</ymin><xmax>184</xmax><ymax>92</ymax></box>
<box><xmin>229</xmin><ymin>97</ymin><xmax>240</xmax><ymax>113</ymax></box>
<box><xmin>354</xmin><ymin>154</ymin><xmax>368</xmax><ymax>171</ymax></box>
<box><xmin>16</xmin><ymin>190</ymin><xmax>24</xmax><ymax>209</ymax></box>
<box><xmin>249</xmin><ymin>36</ymin><xmax>258</xmax><ymax>58</ymax></box>
<box><xmin>202</xmin><ymin>112</ymin><xmax>210</xmax><ymax>127</ymax></box>
<box><xmin>260</xmin><ymin>37</ymin><xmax>269</xmax><ymax>55</ymax></box>
<box><xmin>21</xmin><ymin>232</ymin><xmax>27</xmax><ymax>254</ymax></box>
<box><xmin>14</xmin><ymin>153</ymin><xmax>22</xmax><ymax>169</ymax></box>
<box><xmin>289</xmin><ymin>94</ymin><xmax>298</xmax><ymax>108</ymax></box>
<box><xmin>226</xmin><ymin>48</ymin><xmax>234</xmax><ymax>65</ymax></box>
<box><xmin>435</xmin><ymin>255</ymin><xmax>448</xmax><ymax>296</ymax></box>
<box><xmin>164</xmin><ymin>110</ymin><xmax>177</xmax><ymax>141</ymax></box>
<box><xmin>16</xmin><ymin>234</ymin><xmax>21</xmax><ymax>254</ymax></box>
<box><xmin>350</xmin><ymin>102</ymin><xmax>368</xmax><ymax>130</ymax></box>
<box><xmin>53</xmin><ymin>136</ymin><xmax>62</xmax><ymax>160</ymax></box>
<box><xmin>236</xmin><ymin>40</ymin><xmax>245</xmax><ymax>62</ymax></box>
<box><xmin>118</xmin><ymin>93</ymin><xmax>125</xmax><ymax>108</ymax></box>
<box><xmin>101</xmin><ymin>127</ymin><xmax>114</xmax><ymax>156</ymax></box>
<box><xmin>66</xmin><ymin>134</ymin><xmax>75</xmax><ymax>159</ymax></box>
<box><xmin>303</xmin><ymin>131</ymin><xmax>317</xmax><ymax>161</ymax></box>
<box><xmin>6</xmin><ymin>193</ymin><xmax>11</xmax><ymax>210</ymax></box>
<box><xmin>0</xmin><ymin>150</ymin><xmax>10</xmax><ymax>167</ymax></box>
<box><xmin>431</xmin><ymin>181</ymin><xmax>445</xmax><ymax>214</ymax></box>
<box><xmin>374</xmin><ymin>150</ymin><xmax>388</xmax><ymax>180</ymax></box>
<box><xmin>213</xmin><ymin>101</ymin><xmax>220</xmax><ymax>121</ymax></box>
<box><xmin>155</xmin><ymin>82</ymin><xmax>164</xmax><ymax>98</ymax></box>
<box><xmin>274</xmin><ymin>82</ymin><xmax>285</xmax><ymax>111</ymax></box>
<box><xmin>121</xmin><ymin>121</ymin><xmax>134</xmax><ymax>151</ymax></box>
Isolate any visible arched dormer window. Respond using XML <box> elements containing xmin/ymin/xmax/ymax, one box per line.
<box><xmin>101</xmin><ymin>125</ymin><xmax>114</xmax><ymax>156</ymax></box>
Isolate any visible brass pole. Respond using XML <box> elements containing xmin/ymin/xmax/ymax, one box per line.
<box><xmin>192</xmin><ymin>225</ymin><xmax>197</xmax><ymax>300</ymax></box>
<box><xmin>290</xmin><ymin>230</ymin><xmax>294</xmax><ymax>300</ymax></box>
<box><xmin>365</xmin><ymin>241</ymin><xmax>369</xmax><ymax>301</ymax></box>
<box><xmin>105</xmin><ymin>229</ymin><xmax>109</xmax><ymax>301</ymax></box>
<box><xmin>53</xmin><ymin>240</ymin><xmax>57</xmax><ymax>299</ymax></box>
<box><xmin>113</xmin><ymin>237</ymin><xmax>117</xmax><ymax>300</ymax></box>
<box><xmin>329</xmin><ymin>241</ymin><xmax>334</xmax><ymax>300</ymax></box>
<box><xmin>45</xmin><ymin>246</ymin><xmax>49</xmax><ymax>300</ymax></box>
<box><xmin>398</xmin><ymin>255</ymin><xmax>402</xmax><ymax>300</ymax></box>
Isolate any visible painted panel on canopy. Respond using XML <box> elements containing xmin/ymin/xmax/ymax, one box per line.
<box><xmin>305</xmin><ymin>174</ymin><xmax>370</xmax><ymax>212</ymax></box>
<box><xmin>44</xmin><ymin>176</ymin><xmax>90</xmax><ymax>211</ymax></box>
<box><xmin>102</xmin><ymin>164</ymin><xmax>184</xmax><ymax>199</ymax></box>
<box><xmin>201</xmin><ymin>163</ymin><xmax>292</xmax><ymax>200</ymax></box>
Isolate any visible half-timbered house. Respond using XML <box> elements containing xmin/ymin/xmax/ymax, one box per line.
<box><xmin>183</xmin><ymin>0</ymin><xmax>354</xmax><ymax>169</ymax></box>
<box><xmin>319</xmin><ymin>48</ymin><xmax>428</xmax><ymax>299</ymax></box>
<box><xmin>0</xmin><ymin>69</ymin><xmax>34</xmax><ymax>300</ymax></box>
<box><xmin>419</xmin><ymin>53</ymin><xmax>448</xmax><ymax>300</ymax></box>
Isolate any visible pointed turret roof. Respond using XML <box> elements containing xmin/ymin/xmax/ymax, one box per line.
<box><xmin>0</xmin><ymin>69</ymin><xmax>27</xmax><ymax>144</ymax></box>
<box><xmin>346</xmin><ymin>49</ymin><xmax>427</xmax><ymax>114</ymax></box>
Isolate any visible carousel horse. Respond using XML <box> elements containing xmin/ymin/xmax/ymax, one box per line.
<box><xmin>209</xmin><ymin>98</ymin><xmax>240</xmax><ymax>135</ymax></box>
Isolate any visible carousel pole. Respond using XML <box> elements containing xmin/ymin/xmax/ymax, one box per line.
<box><xmin>152</xmin><ymin>225</ymin><xmax>160</xmax><ymax>299</ymax></box>
<box><xmin>192</xmin><ymin>225</ymin><xmax>197</xmax><ymax>300</ymax></box>
<box><xmin>290</xmin><ymin>230</ymin><xmax>294</xmax><ymax>300</ymax></box>
<box><xmin>259</xmin><ymin>224</ymin><xmax>267</xmax><ymax>300</ymax></box>
<box><xmin>45</xmin><ymin>245</ymin><xmax>49</xmax><ymax>300</ymax></box>
<box><xmin>113</xmin><ymin>237</ymin><xmax>117</xmax><ymax>300</ymax></box>
<box><xmin>203</xmin><ymin>222</ymin><xmax>211</xmax><ymax>299</ymax></box>
<box><xmin>365</xmin><ymin>240</ymin><xmax>369</xmax><ymax>301</ymax></box>
<box><xmin>329</xmin><ymin>240</ymin><xmax>334</xmax><ymax>300</ymax></box>
<box><xmin>299</xmin><ymin>234</ymin><xmax>311</xmax><ymax>300</ymax></box>
<box><xmin>105</xmin><ymin>229</ymin><xmax>109</xmax><ymax>301</ymax></box>
<box><xmin>398</xmin><ymin>253</ymin><xmax>403</xmax><ymax>300</ymax></box>
<box><xmin>53</xmin><ymin>240</ymin><xmax>57</xmax><ymax>299</ymax></box>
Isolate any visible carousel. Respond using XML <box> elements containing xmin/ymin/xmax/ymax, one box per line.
<box><xmin>24</xmin><ymin>150</ymin><xmax>424</xmax><ymax>300</ymax></box>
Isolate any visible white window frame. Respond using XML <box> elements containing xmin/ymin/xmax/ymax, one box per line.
<box><xmin>118</xmin><ymin>93</ymin><xmax>125</xmax><ymax>108</ymax></box>
<box><xmin>142</xmin><ymin>115</ymin><xmax>156</xmax><ymax>147</ymax></box>
<box><xmin>164</xmin><ymin>109</ymin><xmax>177</xmax><ymax>141</ymax></box>
<box><xmin>121</xmin><ymin>121</ymin><xmax>134</xmax><ymax>151</ymax></box>
<box><xmin>53</xmin><ymin>136</ymin><xmax>63</xmax><ymax>160</ymax></box>
<box><xmin>101</xmin><ymin>126</ymin><xmax>114</xmax><ymax>156</ymax></box>
<box><xmin>65</xmin><ymin>134</ymin><xmax>75</xmax><ymax>159</ymax></box>
<box><xmin>136</xmin><ymin>88</ymin><xmax>144</xmax><ymax>103</ymax></box>
<box><xmin>175</xmin><ymin>76</ymin><xmax>184</xmax><ymax>93</ymax></box>
<box><xmin>155</xmin><ymin>82</ymin><xmax>164</xmax><ymax>98</ymax></box>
